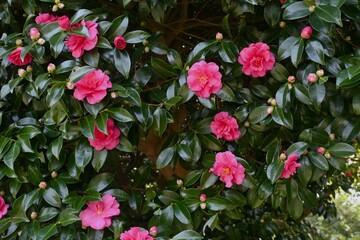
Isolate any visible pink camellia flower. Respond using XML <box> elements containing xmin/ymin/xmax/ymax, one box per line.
<box><xmin>88</xmin><ymin>118</ymin><xmax>121</xmax><ymax>151</ymax></box>
<box><xmin>210</xmin><ymin>151</ymin><xmax>245</xmax><ymax>188</ymax></box>
<box><xmin>120</xmin><ymin>227</ymin><xmax>153</xmax><ymax>240</ymax></box>
<box><xmin>210</xmin><ymin>112</ymin><xmax>241</xmax><ymax>141</ymax></box>
<box><xmin>8</xmin><ymin>47</ymin><xmax>33</xmax><ymax>66</ymax></box>
<box><xmin>79</xmin><ymin>194</ymin><xmax>120</xmax><ymax>230</ymax></box>
<box><xmin>149</xmin><ymin>226</ymin><xmax>158</xmax><ymax>237</ymax></box>
<box><xmin>280</xmin><ymin>0</ymin><xmax>286</xmax><ymax>3</ymax></box>
<box><xmin>35</xmin><ymin>13</ymin><xmax>58</xmax><ymax>24</ymax></box>
<box><xmin>114</xmin><ymin>36</ymin><xmax>126</xmax><ymax>50</ymax></box>
<box><xmin>280</xmin><ymin>154</ymin><xmax>301</xmax><ymax>179</ymax></box>
<box><xmin>58</xmin><ymin>16</ymin><xmax>81</xmax><ymax>31</ymax></box>
<box><xmin>0</xmin><ymin>196</ymin><xmax>9</xmax><ymax>219</ymax></box>
<box><xmin>317</xmin><ymin>147</ymin><xmax>325</xmax><ymax>155</ymax></box>
<box><xmin>186</xmin><ymin>60</ymin><xmax>222</xmax><ymax>98</ymax></box>
<box><xmin>29</xmin><ymin>28</ymin><xmax>40</xmax><ymax>40</ymax></box>
<box><xmin>301</xmin><ymin>26</ymin><xmax>313</xmax><ymax>39</ymax></box>
<box><xmin>65</xmin><ymin>20</ymin><xmax>98</xmax><ymax>58</ymax></box>
<box><xmin>307</xmin><ymin>73</ymin><xmax>318</xmax><ymax>83</ymax></box>
<box><xmin>73</xmin><ymin>69</ymin><xmax>112</xmax><ymax>104</ymax></box>
<box><xmin>238</xmin><ymin>42</ymin><xmax>275</xmax><ymax>78</ymax></box>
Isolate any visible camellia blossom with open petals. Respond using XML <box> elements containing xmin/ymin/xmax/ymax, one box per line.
<box><xmin>58</xmin><ymin>16</ymin><xmax>81</xmax><ymax>31</ymax></box>
<box><xmin>65</xmin><ymin>20</ymin><xmax>98</xmax><ymax>58</ymax></box>
<box><xmin>186</xmin><ymin>60</ymin><xmax>222</xmax><ymax>98</ymax></box>
<box><xmin>280</xmin><ymin>154</ymin><xmax>301</xmax><ymax>179</ymax></box>
<box><xmin>73</xmin><ymin>69</ymin><xmax>112</xmax><ymax>104</ymax></box>
<box><xmin>35</xmin><ymin>13</ymin><xmax>58</xmax><ymax>24</ymax></box>
<box><xmin>79</xmin><ymin>194</ymin><xmax>120</xmax><ymax>230</ymax></box>
<box><xmin>88</xmin><ymin>118</ymin><xmax>121</xmax><ymax>151</ymax></box>
<box><xmin>8</xmin><ymin>47</ymin><xmax>33</xmax><ymax>66</ymax></box>
<box><xmin>210</xmin><ymin>112</ymin><xmax>241</xmax><ymax>141</ymax></box>
<box><xmin>120</xmin><ymin>227</ymin><xmax>154</xmax><ymax>240</ymax></box>
<box><xmin>0</xmin><ymin>196</ymin><xmax>9</xmax><ymax>219</ymax></box>
<box><xmin>210</xmin><ymin>151</ymin><xmax>245</xmax><ymax>188</ymax></box>
<box><xmin>238</xmin><ymin>42</ymin><xmax>275</xmax><ymax>78</ymax></box>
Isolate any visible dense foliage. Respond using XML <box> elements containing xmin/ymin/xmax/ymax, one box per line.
<box><xmin>0</xmin><ymin>0</ymin><xmax>359</xmax><ymax>239</ymax></box>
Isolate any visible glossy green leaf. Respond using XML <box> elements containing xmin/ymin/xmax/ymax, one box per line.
<box><xmin>46</xmin><ymin>83</ymin><xmax>65</xmax><ymax>107</ymax></box>
<box><xmin>328</xmin><ymin>143</ymin><xmax>356</xmax><ymax>157</ymax></box>
<box><xmin>55</xmin><ymin>60</ymin><xmax>77</xmax><ymax>74</ymax></box>
<box><xmin>194</xmin><ymin>118</ymin><xmax>212</xmax><ymax>134</ymax></box>
<box><xmin>3</xmin><ymin>141</ymin><xmax>21</xmax><ymax>170</ymax></box>
<box><xmin>309</xmin><ymin>83</ymin><xmax>326</xmax><ymax>106</ymax></box>
<box><xmin>107</xmin><ymin>15</ymin><xmax>129</xmax><ymax>40</ymax></box>
<box><xmin>283</xmin><ymin>2</ymin><xmax>310</xmax><ymax>20</ymax></box>
<box><xmin>107</xmin><ymin>107</ymin><xmax>135</xmax><ymax>122</ymax></box>
<box><xmin>95</xmin><ymin>112</ymin><xmax>108</xmax><ymax>135</ymax></box>
<box><xmin>198</xmin><ymin>134</ymin><xmax>223</xmax><ymax>151</ymax></box>
<box><xmin>219</xmin><ymin>40</ymin><xmax>239</xmax><ymax>63</ymax></box>
<box><xmin>38</xmin><ymin>207</ymin><xmax>60</xmax><ymax>222</ymax></box>
<box><xmin>174</xmin><ymin>201</ymin><xmax>192</xmax><ymax>224</ymax></box>
<box><xmin>275</xmin><ymin>84</ymin><xmax>289</xmax><ymax>108</ymax></box>
<box><xmin>87</xmin><ymin>173</ymin><xmax>114</xmax><ymax>192</ymax></box>
<box><xmin>286</xmin><ymin>142</ymin><xmax>308</xmax><ymax>156</ymax></box>
<box><xmin>114</xmin><ymin>50</ymin><xmax>131</xmax><ymax>79</ymax></box>
<box><xmin>293</xmin><ymin>83</ymin><xmax>312</xmax><ymax>105</ymax></box>
<box><xmin>267</xmin><ymin>161</ymin><xmax>284</xmax><ymax>183</ymax></box>
<box><xmin>57</xmin><ymin>209</ymin><xmax>80</xmax><ymax>227</ymax></box>
<box><xmin>75</xmin><ymin>140</ymin><xmax>93</xmax><ymax>168</ymax></box>
<box><xmin>207</xmin><ymin>196</ymin><xmax>232</xmax><ymax>211</ymax></box>
<box><xmin>184</xmin><ymin>170</ymin><xmax>202</xmax><ymax>186</ymax></box>
<box><xmin>80</xmin><ymin>115</ymin><xmax>95</xmax><ymax>139</ymax></box>
<box><xmin>69</xmin><ymin>66</ymin><xmax>95</xmax><ymax>83</ymax></box>
<box><xmin>151</xmin><ymin>57</ymin><xmax>178</xmax><ymax>78</ymax></box>
<box><xmin>172</xmin><ymin>230</ymin><xmax>203</xmax><ymax>240</ymax></box>
<box><xmin>156</xmin><ymin>146</ymin><xmax>176</xmax><ymax>169</ymax></box>
<box><xmin>43</xmin><ymin>188</ymin><xmax>62</xmax><ymax>208</ymax></box>
<box><xmin>264</xmin><ymin>1</ymin><xmax>280</xmax><ymax>27</ymax></box>
<box><xmin>305</xmin><ymin>40</ymin><xmax>325</xmax><ymax>64</ymax></box>
<box><xmin>248</xmin><ymin>106</ymin><xmax>270</xmax><ymax>124</ymax></box>
<box><xmin>315</xmin><ymin>5</ymin><xmax>342</xmax><ymax>26</ymax></box>
<box><xmin>153</xmin><ymin>108</ymin><xmax>167</xmax><ymax>136</ymax></box>
<box><xmin>217</xmin><ymin>84</ymin><xmax>236</xmax><ymax>102</ymax></box>
<box><xmin>92</xmin><ymin>149</ymin><xmax>108</xmax><ymax>172</ymax></box>
<box><xmin>291</xmin><ymin>38</ymin><xmax>304</xmax><ymax>67</ymax></box>
<box><xmin>123</xmin><ymin>30</ymin><xmax>150</xmax><ymax>43</ymax></box>
<box><xmin>200</xmin><ymin>171</ymin><xmax>218</xmax><ymax>189</ymax></box>
<box><xmin>70</xmin><ymin>9</ymin><xmax>92</xmax><ymax>24</ymax></box>
<box><xmin>336</xmin><ymin>65</ymin><xmax>360</xmax><ymax>89</ymax></box>
<box><xmin>278</xmin><ymin>36</ymin><xmax>298</xmax><ymax>61</ymax></box>
<box><xmin>287</xmin><ymin>196</ymin><xmax>303</xmax><ymax>219</ymax></box>
<box><xmin>308</xmin><ymin>152</ymin><xmax>329</xmax><ymax>170</ymax></box>
<box><xmin>272</xmin><ymin>107</ymin><xmax>293</xmax><ymax>129</ymax></box>
<box><xmin>271</xmin><ymin>63</ymin><xmax>290</xmax><ymax>83</ymax></box>
<box><xmin>36</xmin><ymin>223</ymin><xmax>58</xmax><ymax>240</ymax></box>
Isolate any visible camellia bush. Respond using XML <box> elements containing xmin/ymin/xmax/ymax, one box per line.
<box><xmin>0</xmin><ymin>0</ymin><xmax>360</xmax><ymax>239</ymax></box>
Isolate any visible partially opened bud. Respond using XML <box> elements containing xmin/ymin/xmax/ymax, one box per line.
<box><xmin>200</xmin><ymin>194</ymin><xmax>207</xmax><ymax>202</ymax></box>
<box><xmin>216</xmin><ymin>32</ymin><xmax>223</xmax><ymax>41</ymax></box>
<box><xmin>30</xmin><ymin>28</ymin><xmax>40</xmax><ymax>41</ymax></box>
<box><xmin>18</xmin><ymin>68</ymin><xmax>27</xmax><ymax>78</ymax></box>
<box><xmin>30</xmin><ymin>212</ymin><xmax>38</xmax><ymax>219</ymax></box>
<box><xmin>26</xmin><ymin>66</ymin><xmax>33</xmax><ymax>73</ymax></box>
<box><xmin>149</xmin><ymin>226</ymin><xmax>158</xmax><ymax>237</ymax></box>
<box><xmin>287</xmin><ymin>75</ymin><xmax>295</xmax><ymax>83</ymax></box>
<box><xmin>39</xmin><ymin>181</ymin><xmax>47</xmax><ymax>189</ymax></box>
<box><xmin>301</xmin><ymin>26</ymin><xmax>313</xmax><ymax>39</ymax></box>
<box><xmin>47</xmin><ymin>63</ymin><xmax>56</xmax><ymax>74</ymax></box>
<box><xmin>267</xmin><ymin>106</ymin><xmax>274</xmax><ymax>115</ymax></box>
<box><xmin>279</xmin><ymin>153</ymin><xmax>287</xmax><ymax>161</ymax></box>
<box><xmin>317</xmin><ymin>147</ymin><xmax>325</xmax><ymax>155</ymax></box>
<box><xmin>307</xmin><ymin>73</ymin><xmax>318</xmax><ymax>83</ymax></box>
<box><xmin>200</xmin><ymin>202</ymin><xmax>207</xmax><ymax>209</ymax></box>
<box><xmin>176</xmin><ymin>179</ymin><xmax>183</xmax><ymax>186</ymax></box>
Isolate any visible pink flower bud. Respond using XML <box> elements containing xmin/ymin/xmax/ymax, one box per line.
<box><xmin>176</xmin><ymin>179</ymin><xmax>183</xmax><ymax>186</ymax></box>
<box><xmin>199</xmin><ymin>194</ymin><xmax>207</xmax><ymax>202</ymax></box>
<box><xmin>149</xmin><ymin>226</ymin><xmax>158</xmax><ymax>237</ymax></box>
<box><xmin>317</xmin><ymin>147</ymin><xmax>325</xmax><ymax>155</ymax></box>
<box><xmin>18</xmin><ymin>68</ymin><xmax>27</xmax><ymax>78</ymax></box>
<box><xmin>307</xmin><ymin>73</ymin><xmax>318</xmax><ymax>83</ymax></box>
<box><xmin>216</xmin><ymin>32</ymin><xmax>223</xmax><ymax>41</ymax></box>
<box><xmin>47</xmin><ymin>63</ymin><xmax>56</xmax><ymax>73</ymax></box>
<box><xmin>58</xmin><ymin>16</ymin><xmax>71</xmax><ymax>30</ymax></box>
<box><xmin>39</xmin><ymin>181</ymin><xmax>47</xmax><ymax>189</ymax></box>
<box><xmin>345</xmin><ymin>171</ymin><xmax>352</xmax><ymax>177</ymax></box>
<box><xmin>267</xmin><ymin>106</ymin><xmax>274</xmax><ymax>115</ymax></box>
<box><xmin>287</xmin><ymin>75</ymin><xmax>295</xmax><ymax>83</ymax></box>
<box><xmin>30</xmin><ymin>28</ymin><xmax>40</xmax><ymax>41</ymax></box>
<box><xmin>301</xmin><ymin>26</ymin><xmax>313</xmax><ymax>39</ymax></box>
<box><xmin>114</xmin><ymin>36</ymin><xmax>126</xmax><ymax>50</ymax></box>
<box><xmin>30</xmin><ymin>212</ymin><xmax>38</xmax><ymax>219</ymax></box>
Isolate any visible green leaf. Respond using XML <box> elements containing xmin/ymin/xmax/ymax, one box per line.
<box><xmin>57</xmin><ymin>209</ymin><xmax>80</xmax><ymax>227</ymax></box>
<box><xmin>202</xmin><ymin>213</ymin><xmax>220</xmax><ymax>235</ymax></box>
<box><xmin>153</xmin><ymin>108</ymin><xmax>167</xmax><ymax>136</ymax></box>
<box><xmin>114</xmin><ymin>50</ymin><xmax>131</xmax><ymax>79</ymax></box>
<box><xmin>257</xmin><ymin>180</ymin><xmax>273</xmax><ymax>200</ymax></box>
<box><xmin>123</xmin><ymin>30</ymin><xmax>150</xmax><ymax>43</ymax></box>
<box><xmin>80</xmin><ymin>115</ymin><xmax>95</xmax><ymax>139</ymax></box>
<box><xmin>75</xmin><ymin>140</ymin><xmax>93</xmax><ymax>168</ymax></box>
<box><xmin>87</xmin><ymin>173</ymin><xmax>114</xmax><ymax>192</ymax></box>
<box><xmin>207</xmin><ymin>196</ymin><xmax>232</xmax><ymax>211</ymax></box>
<box><xmin>164</xmin><ymin>96</ymin><xmax>182</xmax><ymax>110</ymax></box>
<box><xmin>41</xmin><ymin>22</ymin><xmax>60</xmax><ymax>40</ymax></box>
<box><xmin>107</xmin><ymin>108</ymin><xmax>135</xmax><ymax>122</ymax></box>
<box><xmin>95</xmin><ymin>112</ymin><xmax>108</xmax><ymax>135</ymax></box>
<box><xmin>194</xmin><ymin>117</ymin><xmax>212</xmax><ymax>134</ymax></box>
<box><xmin>336</xmin><ymin>65</ymin><xmax>360</xmax><ymax>89</ymax></box>
<box><xmin>46</xmin><ymin>83</ymin><xmax>65</xmax><ymax>107</ymax></box>
<box><xmin>172</xmin><ymin>230</ymin><xmax>203</xmax><ymax>240</ymax></box>
<box><xmin>278</xmin><ymin>36</ymin><xmax>298</xmax><ymax>61</ymax></box>
<box><xmin>287</xmin><ymin>196</ymin><xmax>303</xmax><ymax>219</ymax></box>
<box><xmin>49</xmin><ymin>31</ymin><xmax>66</xmax><ymax>58</ymax></box>
<box><xmin>151</xmin><ymin>57</ymin><xmax>178</xmax><ymax>78</ymax></box>
<box><xmin>198</xmin><ymin>134</ymin><xmax>223</xmax><ymax>151</ymax></box>
<box><xmin>84</xmin><ymin>102</ymin><xmax>105</xmax><ymax>117</ymax></box>
<box><xmin>107</xmin><ymin>15</ymin><xmax>129</xmax><ymax>40</ymax></box>
<box><xmin>156</xmin><ymin>147</ymin><xmax>176</xmax><ymax>169</ymax></box>
<box><xmin>308</xmin><ymin>152</ymin><xmax>329</xmax><ymax>170</ymax></box>
<box><xmin>125</xmin><ymin>88</ymin><xmax>142</xmax><ymax>106</ymax></box>
<box><xmin>43</xmin><ymin>188</ymin><xmax>62</xmax><ymax>208</ymax></box>
<box><xmin>200</xmin><ymin>171</ymin><xmax>218</xmax><ymax>189</ymax></box>
<box><xmin>216</xmin><ymin>84</ymin><xmax>236</xmax><ymax>102</ymax></box>
<box><xmin>293</xmin><ymin>83</ymin><xmax>312</xmax><ymax>105</ymax></box>
<box><xmin>264</xmin><ymin>1</ymin><xmax>280</xmax><ymax>27</ymax></box>
<box><xmin>275</xmin><ymin>84</ymin><xmax>289</xmax><ymax>108</ymax></box>
<box><xmin>92</xmin><ymin>149</ymin><xmax>108</xmax><ymax>172</ymax></box>
<box><xmin>38</xmin><ymin>207</ymin><xmax>60</xmax><ymax>222</ymax></box>
<box><xmin>305</xmin><ymin>40</ymin><xmax>325</xmax><ymax>64</ymax></box>
<box><xmin>248</xmin><ymin>106</ymin><xmax>270</xmax><ymax>124</ymax></box>
<box><xmin>28</xmin><ymin>164</ymin><xmax>43</xmax><ymax>186</ymax></box>
<box><xmin>291</xmin><ymin>38</ymin><xmax>304</xmax><ymax>67</ymax></box>
<box><xmin>174</xmin><ymin>201</ymin><xmax>192</xmax><ymax>224</ymax></box>
<box><xmin>69</xmin><ymin>66</ymin><xmax>95</xmax><ymax>83</ymax></box>
<box><xmin>219</xmin><ymin>40</ymin><xmax>239</xmax><ymax>63</ymax></box>
<box><xmin>96</xmin><ymin>36</ymin><xmax>113</xmax><ymax>49</ymax></box>
<box><xmin>271</xmin><ymin>63</ymin><xmax>290</xmax><ymax>83</ymax></box>
<box><xmin>286</xmin><ymin>142</ymin><xmax>308</xmax><ymax>156</ymax></box>
<box><xmin>184</xmin><ymin>170</ymin><xmax>202</xmax><ymax>186</ymax></box>
<box><xmin>70</xmin><ymin>9</ymin><xmax>92</xmax><ymax>24</ymax></box>
<box><xmin>160</xmin><ymin>205</ymin><xmax>174</xmax><ymax>225</ymax></box>
<box><xmin>36</xmin><ymin>223</ymin><xmax>58</xmax><ymax>240</ymax></box>
<box><xmin>55</xmin><ymin>60</ymin><xmax>77</xmax><ymax>74</ymax></box>
<box><xmin>267</xmin><ymin>161</ymin><xmax>284</xmax><ymax>183</ymax></box>
<box><xmin>309</xmin><ymin>83</ymin><xmax>326</xmax><ymax>106</ymax></box>
<box><xmin>328</xmin><ymin>143</ymin><xmax>356</xmax><ymax>157</ymax></box>
<box><xmin>167</xmin><ymin>49</ymin><xmax>183</xmax><ymax>68</ymax></box>
<box><xmin>3</xmin><ymin>141</ymin><xmax>21</xmax><ymax>170</ymax></box>
<box><xmin>315</xmin><ymin>5</ymin><xmax>342</xmax><ymax>26</ymax></box>
<box><xmin>272</xmin><ymin>107</ymin><xmax>293</xmax><ymax>129</ymax></box>
<box><xmin>283</xmin><ymin>2</ymin><xmax>310</xmax><ymax>20</ymax></box>
<box><xmin>83</xmin><ymin>50</ymin><xmax>99</xmax><ymax>68</ymax></box>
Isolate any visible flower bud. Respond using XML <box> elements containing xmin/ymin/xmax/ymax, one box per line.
<box><xmin>345</xmin><ymin>36</ymin><xmax>351</xmax><ymax>41</ymax></box>
<box><xmin>279</xmin><ymin>21</ymin><xmax>286</xmax><ymax>28</ymax></box>
<box><xmin>307</xmin><ymin>73</ymin><xmax>318</xmax><ymax>83</ymax></box>
<box><xmin>309</xmin><ymin>5</ymin><xmax>316</xmax><ymax>12</ymax></box>
<box><xmin>30</xmin><ymin>27</ymin><xmax>40</xmax><ymax>41</ymax></box>
<box><xmin>200</xmin><ymin>202</ymin><xmax>207</xmax><ymax>209</ymax></box>
<box><xmin>316</xmin><ymin>69</ymin><xmax>324</xmax><ymax>77</ymax></box>
<box><xmin>47</xmin><ymin>63</ymin><xmax>56</xmax><ymax>74</ymax></box>
<box><xmin>149</xmin><ymin>226</ymin><xmax>158</xmax><ymax>237</ymax></box>
<box><xmin>267</xmin><ymin>106</ymin><xmax>274</xmax><ymax>115</ymax></box>
<box><xmin>111</xmin><ymin>92</ymin><xmax>118</xmax><ymax>99</ymax></box>
<box><xmin>216</xmin><ymin>32</ymin><xmax>223</xmax><ymax>41</ymax></box>
<box><xmin>329</xmin><ymin>133</ymin><xmax>335</xmax><ymax>141</ymax></box>
<box><xmin>345</xmin><ymin>171</ymin><xmax>352</xmax><ymax>177</ymax></box>
<box><xmin>58</xmin><ymin>2</ymin><xmax>65</xmax><ymax>9</ymax></box>
<box><xmin>26</xmin><ymin>65</ymin><xmax>33</xmax><ymax>73</ymax></box>
<box><xmin>144</xmin><ymin>46</ymin><xmax>150</xmax><ymax>53</ymax></box>
<box><xmin>301</xmin><ymin>26</ymin><xmax>313</xmax><ymax>39</ymax></box>
<box><xmin>324</xmin><ymin>153</ymin><xmax>331</xmax><ymax>159</ymax></box>
<box><xmin>39</xmin><ymin>181</ymin><xmax>47</xmax><ymax>189</ymax></box>
<box><xmin>287</xmin><ymin>75</ymin><xmax>295</xmax><ymax>83</ymax></box>
<box><xmin>244</xmin><ymin>121</ymin><xmax>250</xmax><ymax>128</ymax></box>
<box><xmin>37</xmin><ymin>38</ymin><xmax>45</xmax><ymax>45</ymax></box>
<box><xmin>16</xmin><ymin>39</ymin><xmax>23</xmax><ymax>46</ymax></box>
<box><xmin>66</xmin><ymin>81</ymin><xmax>74</xmax><ymax>90</ymax></box>
<box><xmin>279</xmin><ymin>153</ymin><xmax>287</xmax><ymax>161</ymax></box>
<box><xmin>200</xmin><ymin>194</ymin><xmax>207</xmax><ymax>202</ymax></box>
<box><xmin>52</xmin><ymin>4</ymin><xmax>58</xmax><ymax>12</ymax></box>
<box><xmin>142</xmin><ymin>40</ymin><xmax>149</xmax><ymax>46</ymax></box>
<box><xmin>55</xmin><ymin>0</ymin><xmax>61</xmax><ymax>4</ymax></box>
<box><xmin>18</xmin><ymin>68</ymin><xmax>27</xmax><ymax>78</ymax></box>
<box><xmin>176</xmin><ymin>179</ymin><xmax>183</xmax><ymax>186</ymax></box>
<box><xmin>51</xmin><ymin>171</ymin><xmax>58</xmax><ymax>178</ymax></box>
<box><xmin>317</xmin><ymin>147</ymin><xmax>325</xmax><ymax>155</ymax></box>
<box><xmin>270</xmin><ymin>99</ymin><xmax>277</xmax><ymax>106</ymax></box>
<box><xmin>30</xmin><ymin>212</ymin><xmax>38</xmax><ymax>219</ymax></box>
<box><xmin>287</xmin><ymin>84</ymin><xmax>293</xmax><ymax>90</ymax></box>
<box><xmin>0</xmin><ymin>191</ymin><xmax>5</xmax><ymax>196</ymax></box>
